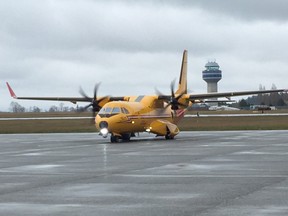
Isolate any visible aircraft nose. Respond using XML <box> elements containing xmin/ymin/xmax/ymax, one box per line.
<box><xmin>99</xmin><ymin>121</ymin><xmax>108</xmax><ymax>129</ymax></box>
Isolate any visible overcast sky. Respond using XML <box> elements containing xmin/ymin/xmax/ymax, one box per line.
<box><xmin>1</xmin><ymin>0</ymin><xmax>288</xmax><ymax>111</ymax></box>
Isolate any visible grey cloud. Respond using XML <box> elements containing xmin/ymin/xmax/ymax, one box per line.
<box><xmin>0</xmin><ymin>1</ymin><xmax>229</xmax><ymax>57</ymax></box>
<box><xmin>1</xmin><ymin>0</ymin><xmax>288</xmax><ymax>111</ymax></box>
<box><xmin>188</xmin><ymin>0</ymin><xmax>288</xmax><ymax>21</ymax></box>
<box><xmin>124</xmin><ymin>0</ymin><xmax>288</xmax><ymax>21</ymax></box>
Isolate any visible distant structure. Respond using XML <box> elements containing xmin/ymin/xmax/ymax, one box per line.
<box><xmin>202</xmin><ymin>61</ymin><xmax>222</xmax><ymax>105</ymax></box>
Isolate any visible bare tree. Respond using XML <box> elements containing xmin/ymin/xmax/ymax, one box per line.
<box><xmin>49</xmin><ymin>105</ymin><xmax>58</xmax><ymax>112</ymax></box>
<box><xmin>29</xmin><ymin>106</ymin><xmax>41</xmax><ymax>112</ymax></box>
<box><xmin>10</xmin><ymin>102</ymin><xmax>25</xmax><ymax>113</ymax></box>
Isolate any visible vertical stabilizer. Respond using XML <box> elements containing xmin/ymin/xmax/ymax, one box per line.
<box><xmin>175</xmin><ymin>50</ymin><xmax>187</xmax><ymax>95</ymax></box>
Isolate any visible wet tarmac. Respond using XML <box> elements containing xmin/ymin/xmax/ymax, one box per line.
<box><xmin>0</xmin><ymin>131</ymin><xmax>288</xmax><ymax>216</ymax></box>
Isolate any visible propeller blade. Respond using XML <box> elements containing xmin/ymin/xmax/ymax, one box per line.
<box><xmin>155</xmin><ymin>79</ymin><xmax>187</xmax><ymax>111</ymax></box>
<box><xmin>93</xmin><ymin>83</ymin><xmax>101</xmax><ymax>100</ymax></box>
<box><xmin>78</xmin><ymin>83</ymin><xmax>110</xmax><ymax>124</ymax></box>
<box><xmin>83</xmin><ymin>103</ymin><xmax>93</xmax><ymax>110</ymax></box>
<box><xmin>155</xmin><ymin>87</ymin><xmax>164</xmax><ymax>96</ymax></box>
<box><xmin>79</xmin><ymin>87</ymin><xmax>91</xmax><ymax>101</ymax></box>
<box><xmin>91</xmin><ymin>110</ymin><xmax>96</xmax><ymax>124</ymax></box>
<box><xmin>170</xmin><ymin>79</ymin><xmax>176</xmax><ymax>99</ymax></box>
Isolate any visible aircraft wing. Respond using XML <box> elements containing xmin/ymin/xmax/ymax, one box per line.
<box><xmin>6</xmin><ymin>82</ymin><xmax>287</xmax><ymax>106</ymax></box>
<box><xmin>6</xmin><ymin>82</ymin><xmax>89</xmax><ymax>104</ymax></box>
<box><xmin>6</xmin><ymin>82</ymin><xmax>124</xmax><ymax>104</ymax></box>
<box><xmin>157</xmin><ymin>88</ymin><xmax>287</xmax><ymax>104</ymax></box>
<box><xmin>188</xmin><ymin>89</ymin><xmax>287</xmax><ymax>101</ymax></box>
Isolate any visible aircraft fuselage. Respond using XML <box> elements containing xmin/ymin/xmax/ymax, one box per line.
<box><xmin>95</xmin><ymin>96</ymin><xmax>179</xmax><ymax>141</ymax></box>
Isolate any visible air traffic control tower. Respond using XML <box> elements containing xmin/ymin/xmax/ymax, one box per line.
<box><xmin>202</xmin><ymin>61</ymin><xmax>222</xmax><ymax>93</ymax></box>
<box><xmin>202</xmin><ymin>61</ymin><xmax>222</xmax><ymax>104</ymax></box>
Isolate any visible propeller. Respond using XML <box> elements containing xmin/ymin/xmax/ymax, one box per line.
<box><xmin>79</xmin><ymin>83</ymin><xmax>108</xmax><ymax>121</ymax></box>
<box><xmin>157</xmin><ymin>80</ymin><xmax>187</xmax><ymax>111</ymax></box>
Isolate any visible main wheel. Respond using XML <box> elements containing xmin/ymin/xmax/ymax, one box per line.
<box><xmin>165</xmin><ymin>134</ymin><xmax>174</xmax><ymax>140</ymax></box>
<box><xmin>110</xmin><ymin>135</ymin><xmax>119</xmax><ymax>143</ymax></box>
<box><xmin>122</xmin><ymin>133</ymin><xmax>131</xmax><ymax>142</ymax></box>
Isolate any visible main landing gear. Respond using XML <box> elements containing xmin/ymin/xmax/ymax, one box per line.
<box><xmin>110</xmin><ymin>135</ymin><xmax>120</xmax><ymax>143</ymax></box>
<box><xmin>165</xmin><ymin>133</ymin><xmax>174</xmax><ymax>140</ymax></box>
<box><xmin>110</xmin><ymin>133</ymin><xmax>131</xmax><ymax>143</ymax></box>
<box><xmin>165</xmin><ymin>127</ymin><xmax>175</xmax><ymax>140</ymax></box>
<box><xmin>110</xmin><ymin>132</ymin><xmax>174</xmax><ymax>143</ymax></box>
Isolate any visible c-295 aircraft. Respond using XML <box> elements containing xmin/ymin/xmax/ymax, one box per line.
<box><xmin>6</xmin><ymin>50</ymin><xmax>287</xmax><ymax>142</ymax></box>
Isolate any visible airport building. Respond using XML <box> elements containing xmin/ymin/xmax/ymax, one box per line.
<box><xmin>202</xmin><ymin>61</ymin><xmax>222</xmax><ymax>105</ymax></box>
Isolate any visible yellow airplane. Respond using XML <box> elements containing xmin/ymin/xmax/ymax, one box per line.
<box><xmin>6</xmin><ymin>50</ymin><xmax>287</xmax><ymax>142</ymax></box>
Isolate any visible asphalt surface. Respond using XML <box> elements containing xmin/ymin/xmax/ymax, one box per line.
<box><xmin>0</xmin><ymin>131</ymin><xmax>288</xmax><ymax>216</ymax></box>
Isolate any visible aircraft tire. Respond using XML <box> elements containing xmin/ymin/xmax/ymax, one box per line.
<box><xmin>165</xmin><ymin>134</ymin><xmax>174</xmax><ymax>140</ymax></box>
<box><xmin>110</xmin><ymin>135</ymin><xmax>119</xmax><ymax>143</ymax></box>
<box><xmin>122</xmin><ymin>133</ymin><xmax>131</xmax><ymax>142</ymax></box>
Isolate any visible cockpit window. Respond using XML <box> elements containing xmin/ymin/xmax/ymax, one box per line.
<box><xmin>121</xmin><ymin>107</ymin><xmax>129</xmax><ymax>114</ymax></box>
<box><xmin>111</xmin><ymin>107</ymin><xmax>121</xmax><ymax>114</ymax></box>
<box><xmin>98</xmin><ymin>107</ymin><xmax>123</xmax><ymax>118</ymax></box>
<box><xmin>98</xmin><ymin>108</ymin><xmax>105</xmax><ymax>114</ymax></box>
<box><xmin>105</xmin><ymin>107</ymin><xmax>112</xmax><ymax>114</ymax></box>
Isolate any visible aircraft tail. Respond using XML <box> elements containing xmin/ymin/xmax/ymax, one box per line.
<box><xmin>175</xmin><ymin>50</ymin><xmax>187</xmax><ymax>95</ymax></box>
<box><xmin>173</xmin><ymin>50</ymin><xmax>188</xmax><ymax>124</ymax></box>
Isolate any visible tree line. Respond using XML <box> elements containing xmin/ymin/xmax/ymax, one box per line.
<box><xmin>237</xmin><ymin>84</ymin><xmax>288</xmax><ymax>108</ymax></box>
<box><xmin>9</xmin><ymin>102</ymin><xmax>80</xmax><ymax>113</ymax></box>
